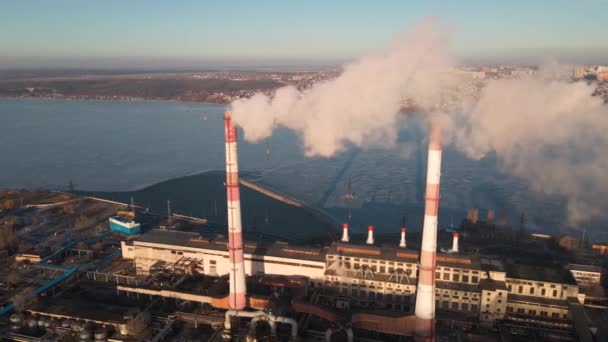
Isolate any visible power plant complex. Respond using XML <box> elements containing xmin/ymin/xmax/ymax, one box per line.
<box><xmin>1</xmin><ymin>111</ymin><xmax>605</xmax><ymax>342</ymax></box>
<box><xmin>114</xmin><ymin>112</ymin><xmax>595</xmax><ymax>341</ymax></box>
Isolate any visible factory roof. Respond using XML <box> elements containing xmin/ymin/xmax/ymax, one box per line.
<box><xmin>505</xmin><ymin>262</ymin><xmax>577</xmax><ymax>285</ymax></box>
<box><xmin>436</xmin><ymin>281</ymin><xmax>480</xmax><ymax>293</ymax></box>
<box><xmin>567</xmin><ymin>263</ymin><xmax>602</xmax><ymax>273</ymax></box>
<box><xmin>507</xmin><ymin>294</ymin><xmax>569</xmax><ymax>307</ymax></box>
<box><xmin>479</xmin><ymin>279</ymin><xmax>508</xmax><ymax>291</ymax></box>
<box><xmin>329</xmin><ymin>242</ymin><xmax>479</xmax><ymax>268</ymax></box>
<box><xmin>134</xmin><ymin>229</ymin><xmax>326</xmax><ymax>262</ymax></box>
<box><xmin>325</xmin><ymin>268</ymin><xmax>417</xmax><ymax>285</ymax></box>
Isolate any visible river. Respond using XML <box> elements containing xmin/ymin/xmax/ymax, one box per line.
<box><xmin>0</xmin><ymin>98</ymin><xmax>594</xmax><ymax>236</ymax></box>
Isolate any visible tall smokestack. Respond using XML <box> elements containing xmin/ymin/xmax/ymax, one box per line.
<box><xmin>415</xmin><ymin>122</ymin><xmax>442</xmax><ymax>342</ymax></box>
<box><xmin>224</xmin><ymin>111</ymin><xmax>247</xmax><ymax>310</ymax></box>
<box><xmin>399</xmin><ymin>227</ymin><xmax>407</xmax><ymax>248</ymax></box>
<box><xmin>366</xmin><ymin>225</ymin><xmax>375</xmax><ymax>245</ymax></box>
<box><xmin>451</xmin><ymin>232</ymin><xmax>459</xmax><ymax>253</ymax></box>
<box><xmin>341</xmin><ymin>223</ymin><xmax>350</xmax><ymax>243</ymax></box>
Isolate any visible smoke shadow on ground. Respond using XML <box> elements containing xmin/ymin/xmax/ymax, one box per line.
<box><xmin>75</xmin><ymin>171</ymin><xmax>339</xmax><ymax>243</ymax></box>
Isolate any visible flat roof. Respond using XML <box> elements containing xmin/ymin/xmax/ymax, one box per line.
<box><xmin>508</xmin><ymin>293</ymin><xmax>569</xmax><ymax>307</ymax></box>
<box><xmin>134</xmin><ymin>229</ymin><xmax>326</xmax><ymax>262</ymax></box>
<box><xmin>479</xmin><ymin>279</ymin><xmax>508</xmax><ymax>291</ymax></box>
<box><xmin>436</xmin><ymin>281</ymin><xmax>480</xmax><ymax>293</ymax></box>
<box><xmin>567</xmin><ymin>263</ymin><xmax>602</xmax><ymax>273</ymax></box>
<box><xmin>505</xmin><ymin>262</ymin><xmax>577</xmax><ymax>285</ymax></box>
<box><xmin>327</xmin><ymin>242</ymin><xmax>480</xmax><ymax>269</ymax></box>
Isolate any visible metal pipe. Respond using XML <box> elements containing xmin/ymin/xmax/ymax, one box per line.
<box><xmin>325</xmin><ymin>327</ymin><xmax>354</xmax><ymax>342</ymax></box>
<box><xmin>415</xmin><ymin>121</ymin><xmax>442</xmax><ymax>342</ymax></box>
<box><xmin>268</xmin><ymin>313</ymin><xmax>298</xmax><ymax>339</ymax></box>
<box><xmin>224</xmin><ymin>111</ymin><xmax>247</xmax><ymax>310</ymax></box>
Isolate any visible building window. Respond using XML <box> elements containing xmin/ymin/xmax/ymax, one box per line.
<box><xmin>553</xmin><ymin>289</ymin><xmax>558</xmax><ymax>297</ymax></box>
<box><xmin>210</xmin><ymin>260</ymin><xmax>217</xmax><ymax>274</ymax></box>
<box><xmin>507</xmin><ymin>307</ymin><xmax>513</xmax><ymax>313</ymax></box>
<box><xmin>472</xmin><ymin>276</ymin><xmax>478</xmax><ymax>283</ymax></box>
<box><xmin>540</xmin><ymin>311</ymin><xmax>547</xmax><ymax>317</ymax></box>
<box><xmin>442</xmin><ymin>301</ymin><xmax>449</xmax><ymax>309</ymax></box>
<box><xmin>462</xmin><ymin>275</ymin><xmax>469</xmax><ymax>283</ymax></box>
<box><xmin>508</xmin><ymin>285</ymin><xmax>512</xmax><ymax>291</ymax></box>
<box><xmin>462</xmin><ymin>303</ymin><xmax>468</xmax><ymax>311</ymax></box>
<box><xmin>518</xmin><ymin>286</ymin><xmax>523</xmax><ymax>294</ymax></box>
<box><xmin>541</xmin><ymin>288</ymin><xmax>546</xmax><ymax>296</ymax></box>
<box><xmin>452</xmin><ymin>302</ymin><xmax>459</xmax><ymax>310</ymax></box>
<box><xmin>435</xmin><ymin>272</ymin><xmax>440</xmax><ymax>279</ymax></box>
<box><xmin>529</xmin><ymin>287</ymin><xmax>534</xmax><ymax>295</ymax></box>
<box><xmin>529</xmin><ymin>310</ymin><xmax>536</xmax><ymax>315</ymax></box>
<box><xmin>517</xmin><ymin>308</ymin><xmax>524</xmax><ymax>314</ymax></box>
<box><xmin>443</xmin><ymin>273</ymin><xmax>450</xmax><ymax>280</ymax></box>
<box><xmin>452</xmin><ymin>274</ymin><xmax>460</xmax><ymax>282</ymax></box>
<box><xmin>551</xmin><ymin>313</ymin><xmax>559</xmax><ymax>319</ymax></box>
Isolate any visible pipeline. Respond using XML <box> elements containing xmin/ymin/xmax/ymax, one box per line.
<box><xmin>325</xmin><ymin>326</ymin><xmax>354</xmax><ymax>342</ymax></box>
<box><xmin>225</xmin><ymin>310</ymin><xmax>298</xmax><ymax>341</ymax></box>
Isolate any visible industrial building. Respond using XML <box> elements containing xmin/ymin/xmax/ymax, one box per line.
<box><xmin>3</xmin><ymin>111</ymin><xmax>603</xmax><ymax>342</ymax></box>
<box><xmin>119</xmin><ymin>227</ymin><xmax>584</xmax><ymax>337</ymax></box>
<box><xmin>113</xmin><ymin>111</ymin><xmax>600</xmax><ymax>341</ymax></box>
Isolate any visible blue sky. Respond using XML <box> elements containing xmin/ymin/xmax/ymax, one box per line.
<box><xmin>1</xmin><ymin>0</ymin><xmax>607</xmax><ymax>68</ymax></box>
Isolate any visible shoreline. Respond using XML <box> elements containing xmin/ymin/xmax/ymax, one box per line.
<box><xmin>0</xmin><ymin>95</ymin><xmax>231</xmax><ymax>106</ymax></box>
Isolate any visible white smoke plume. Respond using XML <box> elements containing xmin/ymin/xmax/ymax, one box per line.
<box><xmin>230</xmin><ymin>18</ymin><xmax>455</xmax><ymax>157</ymax></box>
<box><xmin>450</xmin><ymin>71</ymin><xmax>608</xmax><ymax>223</ymax></box>
<box><xmin>229</xmin><ymin>19</ymin><xmax>608</xmax><ymax>225</ymax></box>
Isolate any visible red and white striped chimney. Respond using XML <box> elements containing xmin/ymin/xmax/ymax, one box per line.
<box><xmin>451</xmin><ymin>232</ymin><xmax>459</xmax><ymax>253</ymax></box>
<box><xmin>415</xmin><ymin>122</ymin><xmax>442</xmax><ymax>342</ymax></box>
<box><xmin>341</xmin><ymin>223</ymin><xmax>350</xmax><ymax>243</ymax></box>
<box><xmin>399</xmin><ymin>227</ymin><xmax>407</xmax><ymax>248</ymax></box>
<box><xmin>366</xmin><ymin>225</ymin><xmax>374</xmax><ymax>245</ymax></box>
<box><xmin>224</xmin><ymin>111</ymin><xmax>247</xmax><ymax>310</ymax></box>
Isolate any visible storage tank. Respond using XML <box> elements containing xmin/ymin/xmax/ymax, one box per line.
<box><xmin>71</xmin><ymin>320</ymin><xmax>84</xmax><ymax>331</ymax></box>
<box><xmin>37</xmin><ymin>316</ymin><xmax>47</xmax><ymax>328</ymax></box>
<box><xmin>80</xmin><ymin>329</ymin><xmax>92</xmax><ymax>341</ymax></box>
<box><xmin>27</xmin><ymin>317</ymin><xmax>38</xmax><ymax>329</ymax></box>
<box><xmin>9</xmin><ymin>313</ymin><xmax>23</xmax><ymax>325</ymax></box>
<box><xmin>94</xmin><ymin>327</ymin><xmax>107</xmax><ymax>341</ymax></box>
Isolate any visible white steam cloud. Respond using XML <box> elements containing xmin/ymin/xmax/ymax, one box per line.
<box><xmin>229</xmin><ymin>19</ymin><xmax>608</xmax><ymax>225</ymax></box>
<box><xmin>450</xmin><ymin>73</ymin><xmax>608</xmax><ymax>223</ymax></box>
<box><xmin>230</xmin><ymin>18</ymin><xmax>455</xmax><ymax>157</ymax></box>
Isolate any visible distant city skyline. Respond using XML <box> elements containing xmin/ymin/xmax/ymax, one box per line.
<box><xmin>2</xmin><ymin>0</ymin><xmax>608</xmax><ymax>68</ymax></box>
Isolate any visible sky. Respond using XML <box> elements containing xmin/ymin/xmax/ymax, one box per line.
<box><xmin>1</xmin><ymin>0</ymin><xmax>607</xmax><ymax>68</ymax></box>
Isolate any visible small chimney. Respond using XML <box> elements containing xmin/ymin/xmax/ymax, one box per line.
<box><xmin>452</xmin><ymin>232</ymin><xmax>459</xmax><ymax>253</ymax></box>
<box><xmin>399</xmin><ymin>227</ymin><xmax>407</xmax><ymax>248</ymax></box>
<box><xmin>366</xmin><ymin>225</ymin><xmax>375</xmax><ymax>245</ymax></box>
<box><xmin>341</xmin><ymin>223</ymin><xmax>350</xmax><ymax>243</ymax></box>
